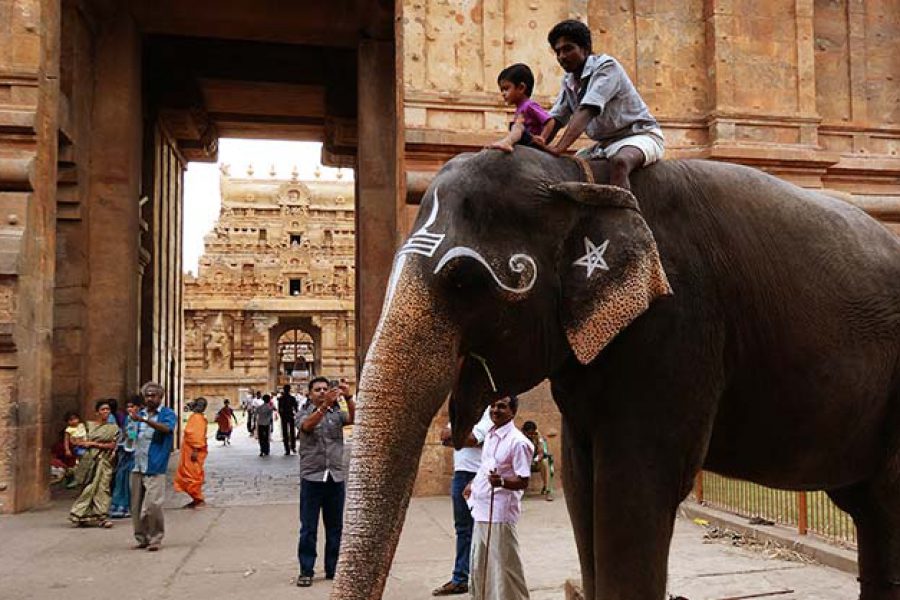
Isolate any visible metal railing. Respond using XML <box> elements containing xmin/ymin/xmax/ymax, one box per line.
<box><xmin>693</xmin><ymin>471</ymin><xmax>857</xmax><ymax>547</ymax></box>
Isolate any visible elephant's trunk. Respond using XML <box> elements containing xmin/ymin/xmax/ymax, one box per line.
<box><xmin>331</xmin><ymin>261</ymin><xmax>458</xmax><ymax>600</ymax></box>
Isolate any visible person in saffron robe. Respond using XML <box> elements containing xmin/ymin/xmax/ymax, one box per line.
<box><xmin>174</xmin><ymin>397</ymin><xmax>209</xmax><ymax>509</ymax></box>
<box><xmin>215</xmin><ymin>399</ymin><xmax>238</xmax><ymax>446</ymax></box>
<box><xmin>69</xmin><ymin>400</ymin><xmax>120</xmax><ymax>527</ymax></box>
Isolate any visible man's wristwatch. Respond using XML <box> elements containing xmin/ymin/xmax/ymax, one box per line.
<box><xmin>499</xmin><ymin>479</ymin><xmax>505</xmax><ymax>489</ymax></box>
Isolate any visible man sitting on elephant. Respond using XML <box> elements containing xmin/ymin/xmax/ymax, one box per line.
<box><xmin>464</xmin><ymin>396</ymin><xmax>534</xmax><ymax>600</ymax></box>
<box><xmin>539</xmin><ymin>19</ymin><xmax>665</xmax><ymax>190</ymax></box>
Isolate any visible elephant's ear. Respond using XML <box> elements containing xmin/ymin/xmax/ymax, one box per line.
<box><xmin>552</xmin><ymin>182</ymin><xmax>673</xmax><ymax>365</ymax></box>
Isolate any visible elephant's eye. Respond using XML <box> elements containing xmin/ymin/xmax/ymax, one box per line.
<box><xmin>436</xmin><ymin>259</ymin><xmax>490</xmax><ymax>295</ymax></box>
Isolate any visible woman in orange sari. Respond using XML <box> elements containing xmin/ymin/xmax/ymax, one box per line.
<box><xmin>174</xmin><ymin>398</ymin><xmax>208</xmax><ymax>508</ymax></box>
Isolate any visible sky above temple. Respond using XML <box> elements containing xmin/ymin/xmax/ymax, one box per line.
<box><xmin>183</xmin><ymin>139</ymin><xmax>350</xmax><ymax>274</ymax></box>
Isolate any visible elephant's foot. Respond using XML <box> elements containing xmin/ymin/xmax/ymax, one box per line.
<box><xmin>859</xmin><ymin>579</ymin><xmax>900</xmax><ymax>600</ymax></box>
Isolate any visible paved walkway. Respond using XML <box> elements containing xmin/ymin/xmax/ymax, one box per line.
<box><xmin>0</xmin><ymin>427</ymin><xmax>859</xmax><ymax>600</ymax></box>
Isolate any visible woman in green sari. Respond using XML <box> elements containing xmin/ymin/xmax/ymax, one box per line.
<box><xmin>69</xmin><ymin>400</ymin><xmax>120</xmax><ymax>527</ymax></box>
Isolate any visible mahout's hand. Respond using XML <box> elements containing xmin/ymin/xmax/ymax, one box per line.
<box><xmin>487</xmin><ymin>141</ymin><xmax>514</xmax><ymax>153</ymax></box>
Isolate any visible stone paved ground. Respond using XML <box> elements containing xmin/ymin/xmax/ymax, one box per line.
<box><xmin>0</xmin><ymin>427</ymin><xmax>858</xmax><ymax>600</ymax></box>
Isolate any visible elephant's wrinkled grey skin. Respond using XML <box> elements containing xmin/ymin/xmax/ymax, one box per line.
<box><xmin>331</xmin><ymin>147</ymin><xmax>900</xmax><ymax>600</ymax></box>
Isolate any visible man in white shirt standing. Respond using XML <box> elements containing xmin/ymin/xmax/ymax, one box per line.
<box><xmin>432</xmin><ymin>407</ymin><xmax>493</xmax><ymax>596</ymax></box>
<box><xmin>465</xmin><ymin>396</ymin><xmax>533</xmax><ymax>600</ymax></box>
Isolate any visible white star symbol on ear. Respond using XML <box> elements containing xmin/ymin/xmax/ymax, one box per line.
<box><xmin>573</xmin><ymin>237</ymin><xmax>610</xmax><ymax>278</ymax></box>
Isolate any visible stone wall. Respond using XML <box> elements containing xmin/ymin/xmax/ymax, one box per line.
<box><xmin>401</xmin><ymin>0</ymin><xmax>900</xmax><ymax>230</ymax></box>
<box><xmin>0</xmin><ymin>0</ymin><xmax>60</xmax><ymax>513</ymax></box>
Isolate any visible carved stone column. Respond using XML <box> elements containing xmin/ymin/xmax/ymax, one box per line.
<box><xmin>0</xmin><ymin>0</ymin><xmax>61</xmax><ymax>513</ymax></box>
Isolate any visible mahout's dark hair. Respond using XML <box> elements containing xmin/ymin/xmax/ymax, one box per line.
<box><xmin>548</xmin><ymin>19</ymin><xmax>592</xmax><ymax>53</ymax></box>
<box><xmin>497</xmin><ymin>63</ymin><xmax>536</xmax><ymax>97</ymax></box>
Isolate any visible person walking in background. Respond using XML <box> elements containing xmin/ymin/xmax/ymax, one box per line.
<box><xmin>432</xmin><ymin>406</ymin><xmax>493</xmax><ymax>596</ymax></box>
<box><xmin>278</xmin><ymin>384</ymin><xmax>299</xmax><ymax>455</ymax></box>
<box><xmin>215</xmin><ymin>399</ymin><xmax>238</xmax><ymax>446</ymax></box>
<box><xmin>295</xmin><ymin>377</ymin><xmax>355</xmax><ymax>587</ymax></box>
<box><xmin>68</xmin><ymin>399</ymin><xmax>120</xmax><ymax>528</ymax></box>
<box><xmin>130</xmin><ymin>381</ymin><xmax>177</xmax><ymax>551</ymax></box>
<box><xmin>174</xmin><ymin>398</ymin><xmax>209</xmax><ymax>509</ymax></box>
<box><xmin>521</xmin><ymin>421</ymin><xmax>554</xmax><ymax>501</ymax></box>
<box><xmin>466</xmin><ymin>396</ymin><xmax>533</xmax><ymax>600</ymax></box>
<box><xmin>110</xmin><ymin>394</ymin><xmax>143</xmax><ymax>519</ymax></box>
<box><xmin>255</xmin><ymin>394</ymin><xmax>276</xmax><ymax>457</ymax></box>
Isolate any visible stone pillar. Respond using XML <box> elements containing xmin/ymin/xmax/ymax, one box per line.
<box><xmin>0</xmin><ymin>0</ymin><xmax>61</xmax><ymax>513</ymax></box>
<box><xmin>355</xmin><ymin>37</ymin><xmax>404</xmax><ymax>368</ymax></box>
<box><xmin>83</xmin><ymin>10</ymin><xmax>142</xmax><ymax>407</ymax></box>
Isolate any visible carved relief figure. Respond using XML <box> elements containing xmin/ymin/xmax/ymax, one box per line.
<box><xmin>205</xmin><ymin>314</ymin><xmax>232</xmax><ymax>370</ymax></box>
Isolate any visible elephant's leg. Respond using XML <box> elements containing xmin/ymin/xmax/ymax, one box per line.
<box><xmin>562</xmin><ymin>419</ymin><xmax>595</xmax><ymax>599</ymax></box>
<box><xmin>588</xmin><ymin>431</ymin><xmax>688</xmax><ymax>600</ymax></box>
<box><xmin>829</xmin><ymin>476</ymin><xmax>900</xmax><ymax>600</ymax></box>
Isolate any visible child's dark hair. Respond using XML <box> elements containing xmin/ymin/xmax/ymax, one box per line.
<box><xmin>497</xmin><ymin>63</ymin><xmax>535</xmax><ymax>97</ymax></box>
<box><xmin>64</xmin><ymin>411</ymin><xmax>79</xmax><ymax>422</ymax></box>
<box><xmin>522</xmin><ymin>420</ymin><xmax>537</xmax><ymax>432</ymax></box>
<box><xmin>548</xmin><ymin>19</ymin><xmax>592</xmax><ymax>53</ymax></box>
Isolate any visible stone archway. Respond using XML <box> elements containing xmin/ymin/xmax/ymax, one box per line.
<box><xmin>274</xmin><ymin>328</ymin><xmax>317</xmax><ymax>389</ymax></box>
<box><xmin>267</xmin><ymin>318</ymin><xmax>321</xmax><ymax>394</ymax></box>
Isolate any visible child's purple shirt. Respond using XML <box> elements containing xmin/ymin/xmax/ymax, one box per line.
<box><xmin>514</xmin><ymin>99</ymin><xmax>552</xmax><ymax>136</ymax></box>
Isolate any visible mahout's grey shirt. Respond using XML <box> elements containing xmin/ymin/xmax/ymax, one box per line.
<box><xmin>549</xmin><ymin>53</ymin><xmax>660</xmax><ymax>144</ymax></box>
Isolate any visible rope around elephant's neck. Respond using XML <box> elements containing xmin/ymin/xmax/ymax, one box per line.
<box><xmin>569</xmin><ymin>155</ymin><xmax>595</xmax><ymax>184</ymax></box>
<box><xmin>469</xmin><ymin>353</ymin><xmax>498</xmax><ymax>393</ymax></box>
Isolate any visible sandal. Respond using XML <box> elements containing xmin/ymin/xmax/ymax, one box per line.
<box><xmin>296</xmin><ymin>575</ymin><xmax>313</xmax><ymax>587</ymax></box>
<box><xmin>99</xmin><ymin>520</ymin><xmax>113</xmax><ymax>528</ymax></box>
<box><xmin>432</xmin><ymin>581</ymin><xmax>468</xmax><ymax>596</ymax></box>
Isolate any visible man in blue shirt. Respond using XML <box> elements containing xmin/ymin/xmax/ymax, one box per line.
<box><xmin>129</xmin><ymin>381</ymin><xmax>177</xmax><ymax>551</ymax></box>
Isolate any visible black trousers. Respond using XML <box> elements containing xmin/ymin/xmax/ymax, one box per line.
<box><xmin>280</xmin><ymin>415</ymin><xmax>296</xmax><ymax>452</ymax></box>
<box><xmin>257</xmin><ymin>425</ymin><xmax>271</xmax><ymax>456</ymax></box>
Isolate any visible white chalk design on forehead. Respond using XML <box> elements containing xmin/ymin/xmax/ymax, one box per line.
<box><xmin>573</xmin><ymin>237</ymin><xmax>610</xmax><ymax>278</ymax></box>
<box><xmin>434</xmin><ymin>247</ymin><xmax>538</xmax><ymax>294</ymax></box>
<box><xmin>380</xmin><ymin>188</ymin><xmax>445</xmax><ymax>332</ymax></box>
<box><xmin>398</xmin><ymin>187</ymin><xmax>446</xmax><ymax>258</ymax></box>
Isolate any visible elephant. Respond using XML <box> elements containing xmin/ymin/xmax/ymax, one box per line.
<box><xmin>331</xmin><ymin>147</ymin><xmax>900</xmax><ymax>600</ymax></box>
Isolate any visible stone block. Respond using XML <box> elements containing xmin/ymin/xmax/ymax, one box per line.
<box><xmin>10</xmin><ymin>33</ymin><xmax>40</xmax><ymax>71</ymax></box>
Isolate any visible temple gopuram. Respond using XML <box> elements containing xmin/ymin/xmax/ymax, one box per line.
<box><xmin>182</xmin><ymin>166</ymin><xmax>356</xmax><ymax>405</ymax></box>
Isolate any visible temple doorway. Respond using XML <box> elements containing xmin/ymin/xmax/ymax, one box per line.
<box><xmin>275</xmin><ymin>329</ymin><xmax>317</xmax><ymax>389</ymax></box>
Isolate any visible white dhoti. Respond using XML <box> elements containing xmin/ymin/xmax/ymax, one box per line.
<box><xmin>470</xmin><ymin>521</ymin><xmax>530</xmax><ymax>600</ymax></box>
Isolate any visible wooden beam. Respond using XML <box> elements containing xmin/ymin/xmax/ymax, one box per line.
<box><xmin>130</xmin><ymin>0</ymin><xmax>362</xmax><ymax>47</ymax></box>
